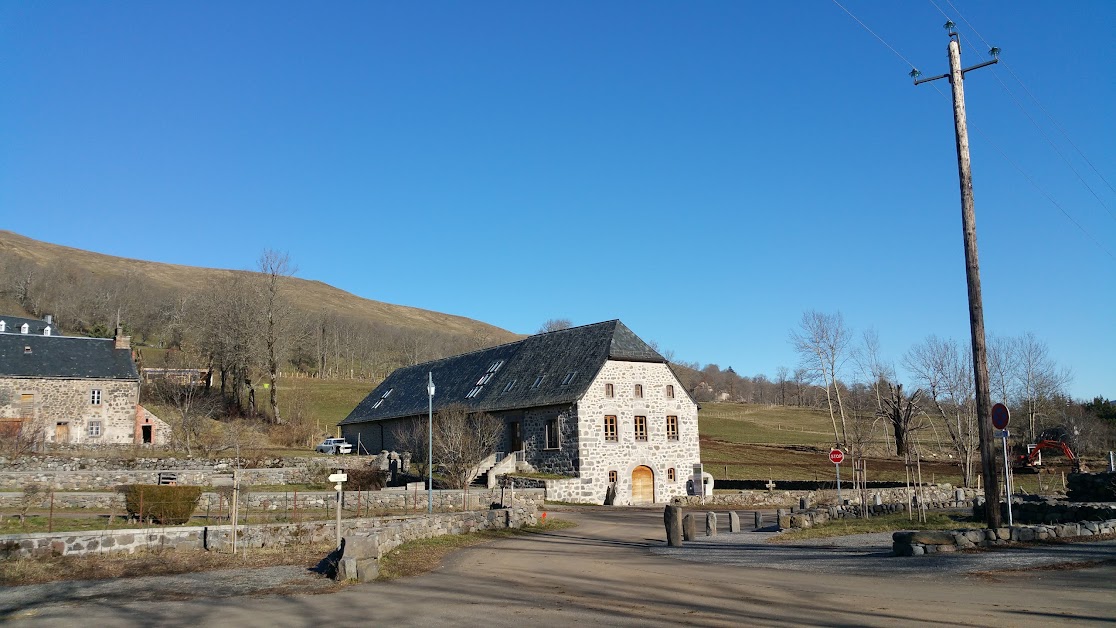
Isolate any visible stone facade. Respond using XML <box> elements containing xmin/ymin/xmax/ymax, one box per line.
<box><xmin>572</xmin><ymin>360</ymin><xmax>700</xmax><ymax>505</ymax></box>
<box><xmin>0</xmin><ymin>376</ymin><xmax>162</xmax><ymax>445</ymax></box>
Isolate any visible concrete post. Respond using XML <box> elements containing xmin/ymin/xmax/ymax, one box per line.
<box><xmin>706</xmin><ymin>512</ymin><xmax>717</xmax><ymax>536</ymax></box>
<box><xmin>728</xmin><ymin>511</ymin><xmax>740</xmax><ymax>533</ymax></box>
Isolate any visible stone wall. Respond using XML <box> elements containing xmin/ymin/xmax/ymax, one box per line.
<box><xmin>995</xmin><ymin>497</ymin><xmax>1116</xmax><ymax>525</ymax></box>
<box><xmin>893</xmin><ymin>519</ymin><xmax>1116</xmax><ymax>556</ymax></box>
<box><xmin>0</xmin><ymin>376</ymin><xmax>139</xmax><ymax>445</ymax></box>
<box><xmin>1066</xmin><ymin>472</ymin><xmax>1116</xmax><ymax>502</ymax></box>
<box><xmin>0</xmin><ymin>495</ymin><xmax>540</xmax><ymax>560</ymax></box>
<box><xmin>0</xmin><ymin>487</ymin><xmax>546</xmax><ymax>515</ymax></box>
<box><xmin>573</xmin><ymin>360</ymin><xmax>701</xmax><ymax>505</ymax></box>
<box><xmin>673</xmin><ymin>485</ymin><xmax>977</xmax><ymax>510</ymax></box>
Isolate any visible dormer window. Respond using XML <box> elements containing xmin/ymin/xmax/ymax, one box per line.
<box><xmin>24</xmin><ymin>346</ymin><xmax>32</xmax><ymax>354</ymax></box>
<box><xmin>43</xmin><ymin>326</ymin><xmax>51</xmax><ymax>336</ymax></box>
<box><xmin>20</xmin><ymin>324</ymin><xmax>29</xmax><ymax>334</ymax></box>
<box><xmin>0</xmin><ymin>320</ymin><xmax>6</xmax><ymax>332</ymax></box>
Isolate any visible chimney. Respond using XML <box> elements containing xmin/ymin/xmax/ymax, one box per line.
<box><xmin>44</xmin><ymin>314</ymin><xmax>53</xmax><ymax>325</ymax></box>
<box><xmin>114</xmin><ymin>326</ymin><xmax>131</xmax><ymax>350</ymax></box>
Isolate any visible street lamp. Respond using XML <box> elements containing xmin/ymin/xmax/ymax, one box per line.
<box><xmin>427</xmin><ymin>371</ymin><xmax>435</xmax><ymax>514</ymax></box>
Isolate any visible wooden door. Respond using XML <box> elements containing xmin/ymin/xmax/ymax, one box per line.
<box><xmin>55</xmin><ymin>422</ymin><xmax>70</xmax><ymax>443</ymax></box>
<box><xmin>631</xmin><ymin>466</ymin><xmax>654</xmax><ymax>504</ymax></box>
<box><xmin>508</xmin><ymin>421</ymin><xmax>522</xmax><ymax>452</ymax></box>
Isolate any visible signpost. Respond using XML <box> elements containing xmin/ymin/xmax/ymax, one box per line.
<box><xmin>830</xmin><ymin>449</ymin><xmax>845</xmax><ymax>504</ymax></box>
<box><xmin>329</xmin><ymin>471</ymin><xmax>348</xmax><ymax>549</ymax></box>
<box><xmin>991</xmin><ymin>403</ymin><xmax>1013</xmax><ymax>526</ymax></box>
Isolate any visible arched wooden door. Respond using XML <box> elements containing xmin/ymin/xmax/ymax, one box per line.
<box><xmin>631</xmin><ymin>466</ymin><xmax>655</xmax><ymax>504</ymax></box>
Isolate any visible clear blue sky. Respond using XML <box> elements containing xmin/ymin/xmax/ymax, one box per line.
<box><xmin>2</xmin><ymin>2</ymin><xmax>1113</xmax><ymax>399</ymax></box>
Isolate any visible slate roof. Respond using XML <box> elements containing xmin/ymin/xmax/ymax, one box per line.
<box><xmin>340</xmin><ymin>320</ymin><xmax>666</xmax><ymax>425</ymax></box>
<box><xmin>0</xmin><ymin>334</ymin><xmax>139</xmax><ymax>380</ymax></box>
<box><xmin>0</xmin><ymin>315</ymin><xmax>59</xmax><ymax>336</ymax></box>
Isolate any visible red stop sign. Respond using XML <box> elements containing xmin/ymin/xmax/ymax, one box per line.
<box><xmin>829</xmin><ymin>449</ymin><xmax>845</xmax><ymax>464</ymax></box>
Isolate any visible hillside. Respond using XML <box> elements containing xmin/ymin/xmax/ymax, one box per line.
<box><xmin>1</xmin><ymin>230</ymin><xmax>519</xmax><ymax>344</ymax></box>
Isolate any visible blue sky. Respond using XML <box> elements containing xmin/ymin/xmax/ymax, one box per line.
<box><xmin>2</xmin><ymin>2</ymin><xmax>1113</xmax><ymax>399</ymax></box>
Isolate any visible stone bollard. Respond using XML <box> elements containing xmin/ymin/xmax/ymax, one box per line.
<box><xmin>776</xmin><ymin>508</ymin><xmax>789</xmax><ymax>530</ymax></box>
<box><xmin>664</xmin><ymin>504</ymin><xmax>683</xmax><ymax>547</ymax></box>
<box><xmin>682</xmin><ymin>514</ymin><xmax>696</xmax><ymax>541</ymax></box>
<box><xmin>729</xmin><ymin>511</ymin><xmax>740</xmax><ymax>533</ymax></box>
<box><xmin>706</xmin><ymin>512</ymin><xmax>718</xmax><ymax>536</ymax></box>
<box><xmin>754</xmin><ymin>511</ymin><xmax>763</xmax><ymax>529</ymax></box>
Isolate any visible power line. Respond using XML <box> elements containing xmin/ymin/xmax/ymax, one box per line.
<box><xmin>932</xmin><ymin>0</ymin><xmax>1116</xmax><ymax>209</ymax></box>
<box><xmin>830</xmin><ymin>0</ymin><xmax>918</xmax><ymax>70</ymax></box>
<box><xmin>833</xmin><ymin>0</ymin><xmax>1114</xmax><ymax>262</ymax></box>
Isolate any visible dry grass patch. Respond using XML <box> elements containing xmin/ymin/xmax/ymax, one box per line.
<box><xmin>772</xmin><ymin>512</ymin><xmax>979</xmax><ymax>543</ymax></box>
<box><xmin>0</xmin><ymin>542</ymin><xmax>336</xmax><ymax>586</ymax></box>
<box><xmin>377</xmin><ymin>518</ymin><xmax>577</xmax><ymax>581</ymax></box>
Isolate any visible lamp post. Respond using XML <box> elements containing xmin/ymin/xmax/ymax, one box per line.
<box><xmin>427</xmin><ymin>371</ymin><xmax>435</xmax><ymax>514</ymax></box>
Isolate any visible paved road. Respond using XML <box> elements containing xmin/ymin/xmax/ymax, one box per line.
<box><xmin>2</xmin><ymin>507</ymin><xmax>1115</xmax><ymax>627</ymax></box>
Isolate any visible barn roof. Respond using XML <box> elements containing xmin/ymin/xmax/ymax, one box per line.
<box><xmin>340</xmin><ymin>320</ymin><xmax>664</xmax><ymax>425</ymax></box>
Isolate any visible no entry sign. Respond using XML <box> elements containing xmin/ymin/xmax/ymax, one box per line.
<box><xmin>991</xmin><ymin>403</ymin><xmax>1010</xmax><ymax>430</ymax></box>
<box><xmin>829</xmin><ymin>448</ymin><xmax>845</xmax><ymax>465</ymax></box>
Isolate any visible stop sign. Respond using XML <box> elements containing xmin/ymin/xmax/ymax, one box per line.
<box><xmin>829</xmin><ymin>449</ymin><xmax>845</xmax><ymax>464</ymax></box>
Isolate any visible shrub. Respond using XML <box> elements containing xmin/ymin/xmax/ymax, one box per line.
<box><xmin>347</xmin><ymin>468</ymin><xmax>388</xmax><ymax>491</ymax></box>
<box><xmin>120</xmin><ymin>485</ymin><xmax>203</xmax><ymax>525</ymax></box>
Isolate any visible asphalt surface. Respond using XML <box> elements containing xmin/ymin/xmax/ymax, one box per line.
<box><xmin>2</xmin><ymin>506</ymin><xmax>1115</xmax><ymax>627</ymax></box>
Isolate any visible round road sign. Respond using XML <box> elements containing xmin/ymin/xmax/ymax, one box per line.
<box><xmin>991</xmin><ymin>403</ymin><xmax>1010</xmax><ymax>430</ymax></box>
<box><xmin>829</xmin><ymin>449</ymin><xmax>845</xmax><ymax>464</ymax></box>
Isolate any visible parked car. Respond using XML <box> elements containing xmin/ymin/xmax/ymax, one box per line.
<box><xmin>315</xmin><ymin>438</ymin><xmax>353</xmax><ymax>455</ymax></box>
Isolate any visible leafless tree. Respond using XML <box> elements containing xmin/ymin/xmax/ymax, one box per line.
<box><xmin>879</xmin><ymin>382</ymin><xmax>923</xmax><ymax>457</ymax></box>
<box><xmin>1013</xmin><ymin>332</ymin><xmax>1072</xmax><ymax>442</ymax></box>
<box><xmin>905</xmin><ymin>336</ymin><xmax>979</xmax><ymax>486</ymax></box>
<box><xmin>537</xmin><ymin>318</ymin><xmax>573</xmax><ymax>333</ymax></box>
<box><xmin>392</xmin><ymin>418</ymin><xmax>430</xmax><ymax>480</ymax></box>
<box><xmin>257</xmin><ymin>250</ymin><xmax>296</xmax><ymax>425</ymax></box>
<box><xmin>432</xmin><ymin>404</ymin><xmax>504</xmax><ymax>489</ymax></box>
<box><xmin>148</xmin><ymin>346</ymin><xmax>223</xmax><ymax>455</ymax></box>
<box><xmin>791</xmin><ymin>310</ymin><xmax>851</xmax><ymax>446</ymax></box>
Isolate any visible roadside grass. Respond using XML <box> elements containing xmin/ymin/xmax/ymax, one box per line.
<box><xmin>772</xmin><ymin>512</ymin><xmax>980</xmax><ymax>543</ymax></box>
<box><xmin>376</xmin><ymin>518</ymin><xmax>577</xmax><ymax>581</ymax></box>
<box><xmin>0</xmin><ymin>541</ymin><xmax>337</xmax><ymax>586</ymax></box>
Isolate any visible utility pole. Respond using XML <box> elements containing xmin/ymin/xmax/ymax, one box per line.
<box><xmin>913</xmin><ymin>22</ymin><xmax>1002</xmax><ymax>527</ymax></box>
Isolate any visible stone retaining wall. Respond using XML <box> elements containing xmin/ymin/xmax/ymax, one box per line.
<box><xmin>0</xmin><ymin>488</ymin><xmax>546</xmax><ymax>515</ymax></box>
<box><xmin>892</xmin><ymin>519</ymin><xmax>1116</xmax><ymax>555</ymax></box>
<box><xmin>1066</xmin><ymin>472</ymin><xmax>1116</xmax><ymax>502</ymax></box>
<box><xmin>673</xmin><ymin>485</ymin><xmax>976</xmax><ymax>510</ymax></box>
<box><xmin>0</xmin><ymin>495</ymin><xmax>539</xmax><ymax>560</ymax></box>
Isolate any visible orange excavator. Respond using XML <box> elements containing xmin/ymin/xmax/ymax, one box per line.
<box><xmin>1012</xmin><ymin>426</ymin><xmax>1083</xmax><ymax>473</ymax></box>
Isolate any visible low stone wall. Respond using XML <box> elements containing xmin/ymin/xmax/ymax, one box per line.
<box><xmin>0</xmin><ymin>488</ymin><xmax>546</xmax><ymax>516</ymax></box>
<box><xmin>0</xmin><ymin>495</ymin><xmax>539</xmax><ymax>560</ymax></box>
<box><xmin>892</xmin><ymin>518</ymin><xmax>1116</xmax><ymax>556</ymax></box>
<box><xmin>991</xmin><ymin>498</ymin><xmax>1116</xmax><ymax>525</ymax></box>
<box><xmin>1066</xmin><ymin>472</ymin><xmax>1116</xmax><ymax>502</ymax></box>
<box><xmin>336</xmin><ymin>497</ymin><xmax>539</xmax><ymax>581</ymax></box>
<box><xmin>673</xmin><ymin>485</ymin><xmax>976</xmax><ymax>511</ymax></box>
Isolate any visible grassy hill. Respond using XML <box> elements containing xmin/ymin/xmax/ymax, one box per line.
<box><xmin>0</xmin><ymin>229</ymin><xmax>519</xmax><ymax>344</ymax></box>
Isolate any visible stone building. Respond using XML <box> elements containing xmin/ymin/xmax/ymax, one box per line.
<box><xmin>339</xmin><ymin>320</ymin><xmax>701</xmax><ymax>505</ymax></box>
<box><xmin>0</xmin><ymin>318</ymin><xmax>169</xmax><ymax>446</ymax></box>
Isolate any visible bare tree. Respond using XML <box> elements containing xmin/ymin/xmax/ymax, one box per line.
<box><xmin>149</xmin><ymin>347</ymin><xmax>222</xmax><ymax>455</ymax></box>
<box><xmin>257</xmin><ymin>250</ymin><xmax>296</xmax><ymax>425</ymax></box>
<box><xmin>905</xmin><ymin>336</ymin><xmax>979</xmax><ymax>486</ymax></box>
<box><xmin>432</xmin><ymin>404</ymin><xmax>504</xmax><ymax>489</ymax></box>
<box><xmin>537</xmin><ymin>318</ymin><xmax>573</xmax><ymax>333</ymax></box>
<box><xmin>392</xmin><ymin>418</ymin><xmax>430</xmax><ymax>480</ymax></box>
<box><xmin>879</xmin><ymin>382</ymin><xmax>923</xmax><ymax>457</ymax></box>
<box><xmin>791</xmin><ymin>311</ymin><xmax>851</xmax><ymax>446</ymax></box>
<box><xmin>1014</xmin><ymin>332</ymin><xmax>1072</xmax><ymax>442</ymax></box>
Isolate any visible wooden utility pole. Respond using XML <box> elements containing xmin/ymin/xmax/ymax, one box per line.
<box><xmin>914</xmin><ymin>26</ymin><xmax>1001</xmax><ymax>527</ymax></box>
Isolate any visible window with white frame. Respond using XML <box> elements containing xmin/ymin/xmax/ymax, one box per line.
<box><xmin>90</xmin><ymin>389</ymin><xmax>102</xmax><ymax>406</ymax></box>
<box><xmin>88</xmin><ymin>420</ymin><xmax>102</xmax><ymax>438</ymax></box>
<box><xmin>545</xmin><ymin>418</ymin><xmax>560</xmax><ymax>449</ymax></box>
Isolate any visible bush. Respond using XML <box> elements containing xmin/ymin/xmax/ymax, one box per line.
<box><xmin>120</xmin><ymin>485</ymin><xmax>203</xmax><ymax>525</ymax></box>
<box><xmin>347</xmin><ymin>468</ymin><xmax>388</xmax><ymax>491</ymax></box>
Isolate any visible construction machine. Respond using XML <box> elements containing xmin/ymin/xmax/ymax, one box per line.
<box><xmin>1012</xmin><ymin>426</ymin><xmax>1084</xmax><ymax>473</ymax></box>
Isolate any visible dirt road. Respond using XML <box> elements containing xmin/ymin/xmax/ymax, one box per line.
<box><xmin>3</xmin><ymin>507</ymin><xmax>1114</xmax><ymax>626</ymax></box>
